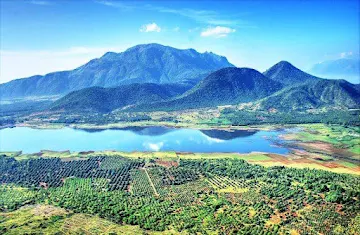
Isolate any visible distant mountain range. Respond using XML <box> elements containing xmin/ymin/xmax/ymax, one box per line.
<box><xmin>0</xmin><ymin>43</ymin><xmax>233</xmax><ymax>100</ymax></box>
<box><xmin>1</xmin><ymin>43</ymin><xmax>359</xmax><ymax>113</ymax></box>
<box><xmin>308</xmin><ymin>58</ymin><xmax>360</xmax><ymax>84</ymax></box>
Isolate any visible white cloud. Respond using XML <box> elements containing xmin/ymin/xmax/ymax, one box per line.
<box><xmin>202</xmin><ymin>134</ymin><xmax>225</xmax><ymax>144</ymax></box>
<box><xmin>173</xmin><ymin>27</ymin><xmax>180</xmax><ymax>32</ymax></box>
<box><xmin>201</xmin><ymin>26</ymin><xmax>236</xmax><ymax>38</ymax></box>
<box><xmin>139</xmin><ymin>23</ymin><xmax>161</xmax><ymax>33</ymax></box>
<box><xmin>144</xmin><ymin>142</ymin><xmax>164</xmax><ymax>151</ymax></box>
<box><xmin>0</xmin><ymin>46</ymin><xmax>128</xmax><ymax>84</ymax></box>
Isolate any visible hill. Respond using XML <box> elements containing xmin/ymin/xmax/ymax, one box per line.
<box><xmin>257</xmin><ymin>79</ymin><xmax>360</xmax><ymax>111</ymax></box>
<box><xmin>50</xmin><ymin>83</ymin><xmax>190</xmax><ymax>113</ymax></box>
<box><xmin>0</xmin><ymin>43</ymin><xmax>234</xmax><ymax>99</ymax></box>
<box><xmin>131</xmin><ymin>67</ymin><xmax>283</xmax><ymax>111</ymax></box>
<box><xmin>264</xmin><ymin>61</ymin><xmax>320</xmax><ymax>85</ymax></box>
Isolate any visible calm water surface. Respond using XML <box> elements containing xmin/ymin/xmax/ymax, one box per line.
<box><xmin>0</xmin><ymin>126</ymin><xmax>289</xmax><ymax>154</ymax></box>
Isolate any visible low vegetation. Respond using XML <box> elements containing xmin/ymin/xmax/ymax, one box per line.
<box><xmin>285</xmin><ymin>124</ymin><xmax>360</xmax><ymax>156</ymax></box>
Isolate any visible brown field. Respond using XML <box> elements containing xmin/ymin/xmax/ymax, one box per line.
<box><xmin>251</xmin><ymin>153</ymin><xmax>360</xmax><ymax>175</ymax></box>
<box><xmin>155</xmin><ymin>159</ymin><xmax>179</xmax><ymax>168</ymax></box>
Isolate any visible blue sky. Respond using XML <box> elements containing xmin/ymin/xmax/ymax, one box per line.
<box><xmin>0</xmin><ymin>0</ymin><xmax>359</xmax><ymax>83</ymax></box>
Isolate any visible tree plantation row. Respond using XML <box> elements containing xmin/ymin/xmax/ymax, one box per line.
<box><xmin>0</xmin><ymin>155</ymin><xmax>359</xmax><ymax>234</ymax></box>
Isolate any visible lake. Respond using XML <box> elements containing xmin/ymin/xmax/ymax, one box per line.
<box><xmin>0</xmin><ymin>126</ymin><xmax>290</xmax><ymax>154</ymax></box>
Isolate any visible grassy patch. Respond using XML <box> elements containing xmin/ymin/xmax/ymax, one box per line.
<box><xmin>248</xmin><ymin>207</ymin><xmax>256</xmax><ymax>218</ymax></box>
<box><xmin>0</xmin><ymin>151</ymin><xmax>22</xmax><ymax>157</ymax></box>
<box><xmin>337</xmin><ymin>161</ymin><xmax>358</xmax><ymax>168</ymax></box>
<box><xmin>217</xmin><ymin>187</ymin><xmax>249</xmax><ymax>194</ymax></box>
<box><xmin>38</xmin><ymin>150</ymin><xmax>73</xmax><ymax>158</ymax></box>
<box><xmin>293</xmin><ymin>124</ymin><xmax>359</xmax><ymax>153</ymax></box>
<box><xmin>0</xmin><ymin>205</ymin><xmax>173</xmax><ymax>235</ymax></box>
<box><xmin>0</xmin><ymin>205</ymin><xmax>68</xmax><ymax>234</ymax></box>
<box><xmin>62</xmin><ymin>213</ymin><xmax>145</xmax><ymax>234</ymax></box>
<box><xmin>349</xmin><ymin>146</ymin><xmax>360</xmax><ymax>155</ymax></box>
<box><xmin>238</xmin><ymin>154</ymin><xmax>272</xmax><ymax>161</ymax></box>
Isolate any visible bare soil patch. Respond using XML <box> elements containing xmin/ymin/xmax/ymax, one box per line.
<box><xmin>32</xmin><ymin>204</ymin><xmax>68</xmax><ymax>217</ymax></box>
<box><xmin>155</xmin><ymin>159</ymin><xmax>179</xmax><ymax>168</ymax></box>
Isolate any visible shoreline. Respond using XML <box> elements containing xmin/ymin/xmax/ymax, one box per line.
<box><xmin>7</xmin><ymin>121</ymin><xmax>301</xmax><ymax>132</ymax></box>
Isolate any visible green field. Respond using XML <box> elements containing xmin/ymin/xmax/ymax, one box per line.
<box><xmin>289</xmin><ymin>124</ymin><xmax>360</xmax><ymax>155</ymax></box>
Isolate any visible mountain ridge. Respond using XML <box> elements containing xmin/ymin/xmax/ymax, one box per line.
<box><xmin>256</xmin><ymin>79</ymin><xmax>360</xmax><ymax>111</ymax></box>
<box><xmin>50</xmin><ymin>83</ymin><xmax>191</xmax><ymax>113</ymax></box>
<box><xmin>5</xmin><ymin>56</ymin><xmax>359</xmax><ymax>114</ymax></box>
<box><xmin>128</xmin><ymin>67</ymin><xmax>283</xmax><ymax>112</ymax></box>
<box><xmin>264</xmin><ymin>61</ymin><xmax>321</xmax><ymax>85</ymax></box>
<box><xmin>0</xmin><ymin>43</ymin><xmax>234</xmax><ymax>100</ymax></box>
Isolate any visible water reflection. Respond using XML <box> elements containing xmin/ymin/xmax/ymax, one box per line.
<box><xmin>80</xmin><ymin>126</ymin><xmax>257</xmax><ymax>140</ymax></box>
<box><xmin>200</xmin><ymin>129</ymin><xmax>257</xmax><ymax>140</ymax></box>
<box><xmin>0</xmin><ymin>126</ymin><xmax>289</xmax><ymax>154</ymax></box>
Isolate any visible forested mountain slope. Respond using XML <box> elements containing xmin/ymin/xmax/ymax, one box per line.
<box><xmin>257</xmin><ymin>79</ymin><xmax>360</xmax><ymax>110</ymax></box>
<box><xmin>50</xmin><ymin>83</ymin><xmax>191</xmax><ymax>113</ymax></box>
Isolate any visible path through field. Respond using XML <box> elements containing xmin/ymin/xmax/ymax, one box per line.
<box><xmin>144</xmin><ymin>168</ymin><xmax>159</xmax><ymax>196</ymax></box>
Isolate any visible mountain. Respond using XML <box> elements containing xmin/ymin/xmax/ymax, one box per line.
<box><xmin>309</xmin><ymin>58</ymin><xmax>360</xmax><ymax>84</ymax></box>
<box><xmin>257</xmin><ymin>79</ymin><xmax>360</xmax><ymax>111</ymax></box>
<box><xmin>264</xmin><ymin>61</ymin><xmax>320</xmax><ymax>85</ymax></box>
<box><xmin>0</xmin><ymin>43</ymin><xmax>234</xmax><ymax>100</ymax></box>
<box><xmin>50</xmin><ymin>83</ymin><xmax>190</xmax><ymax>113</ymax></box>
<box><xmin>130</xmin><ymin>67</ymin><xmax>283</xmax><ymax>111</ymax></box>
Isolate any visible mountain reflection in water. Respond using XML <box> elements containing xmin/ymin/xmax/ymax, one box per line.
<box><xmin>80</xmin><ymin>126</ymin><xmax>257</xmax><ymax>140</ymax></box>
<box><xmin>0</xmin><ymin>126</ymin><xmax>288</xmax><ymax>154</ymax></box>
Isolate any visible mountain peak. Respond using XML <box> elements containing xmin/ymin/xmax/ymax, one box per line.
<box><xmin>271</xmin><ymin>61</ymin><xmax>298</xmax><ymax>70</ymax></box>
<box><xmin>132</xmin><ymin>67</ymin><xmax>283</xmax><ymax>111</ymax></box>
<box><xmin>264</xmin><ymin>61</ymin><xmax>319</xmax><ymax>85</ymax></box>
<box><xmin>209</xmin><ymin>67</ymin><xmax>260</xmax><ymax>77</ymax></box>
<box><xmin>128</xmin><ymin>43</ymin><xmax>166</xmax><ymax>51</ymax></box>
<box><xmin>0</xmin><ymin>43</ymin><xmax>234</xmax><ymax>99</ymax></box>
<box><xmin>203</xmin><ymin>67</ymin><xmax>280</xmax><ymax>87</ymax></box>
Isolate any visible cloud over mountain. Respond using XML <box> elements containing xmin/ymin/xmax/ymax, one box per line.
<box><xmin>140</xmin><ymin>23</ymin><xmax>161</xmax><ymax>32</ymax></box>
<box><xmin>201</xmin><ymin>26</ymin><xmax>236</xmax><ymax>38</ymax></box>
